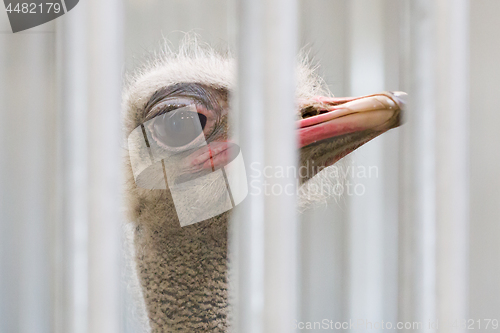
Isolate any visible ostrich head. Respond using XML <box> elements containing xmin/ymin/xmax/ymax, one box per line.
<box><xmin>123</xmin><ymin>38</ymin><xmax>404</xmax><ymax>332</ymax></box>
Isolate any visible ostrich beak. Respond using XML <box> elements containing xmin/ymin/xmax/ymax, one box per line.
<box><xmin>299</xmin><ymin>91</ymin><xmax>406</xmax><ymax>147</ymax></box>
<box><xmin>297</xmin><ymin>91</ymin><xmax>406</xmax><ymax>165</ymax></box>
<box><xmin>187</xmin><ymin>92</ymin><xmax>406</xmax><ymax>176</ymax></box>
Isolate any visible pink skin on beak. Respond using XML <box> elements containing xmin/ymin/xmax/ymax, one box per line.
<box><xmin>298</xmin><ymin>91</ymin><xmax>406</xmax><ymax>148</ymax></box>
<box><xmin>187</xmin><ymin>141</ymin><xmax>238</xmax><ymax>172</ymax></box>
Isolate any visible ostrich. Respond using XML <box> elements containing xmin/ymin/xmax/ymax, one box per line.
<box><xmin>123</xmin><ymin>38</ymin><xmax>405</xmax><ymax>332</ymax></box>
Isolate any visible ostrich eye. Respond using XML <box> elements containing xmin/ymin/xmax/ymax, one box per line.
<box><xmin>143</xmin><ymin>87</ymin><xmax>224</xmax><ymax>151</ymax></box>
<box><xmin>152</xmin><ymin>108</ymin><xmax>207</xmax><ymax>147</ymax></box>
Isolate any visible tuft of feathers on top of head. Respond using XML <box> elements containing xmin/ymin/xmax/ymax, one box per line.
<box><xmin>122</xmin><ymin>33</ymin><xmax>332</xmax><ymax>134</ymax></box>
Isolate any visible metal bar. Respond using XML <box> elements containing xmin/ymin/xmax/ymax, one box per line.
<box><xmin>262</xmin><ymin>1</ymin><xmax>299</xmax><ymax>332</ymax></box>
<box><xmin>232</xmin><ymin>0</ymin><xmax>299</xmax><ymax>332</ymax></box>
<box><xmin>86</xmin><ymin>0</ymin><xmax>124</xmax><ymax>332</ymax></box>
<box><xmin>469</xmin><ymin>0</ymin><xmax>500</xmax><ymax>321</ymax></box>
<box><xmin>55</xmin><ymin>3</ymin><xmax>89</xmax><ymax>333</ymax></box>
<box><xmin>231</xmin><ymin>0</ymin><xmax>265</xmax><ymax>331</ymax></box>
<box><xmin>0</xmin><ymin>30</ymin><xmax>57</xmax><ymax>333</ymax></box>
<box><xmin>399</xmin><ymin>0</ymin><xmax>469</xmax><ymax>331</ymax></box>
<box><xmin>434</xmin><ymin>0</ymin><xmax>469</xmax><ymax>330</ymax></box>
<box><xmin>399</xmin><ymin>0</ymin><xmax>438</xmax><ymax>329</ymax></box>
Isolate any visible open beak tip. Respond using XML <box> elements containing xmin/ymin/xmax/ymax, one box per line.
<box><xmin>387</xmin><ymin>91</ymin><xmax>408</xmax><ymax>111</ymax></box>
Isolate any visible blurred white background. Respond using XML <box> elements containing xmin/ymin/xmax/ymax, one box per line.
<box><xmin>0</xmin><ymin>0</ymin><xmax>499</xmax><ymax>332</ymax></box>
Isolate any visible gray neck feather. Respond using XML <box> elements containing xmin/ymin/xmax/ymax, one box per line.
<box><xmin>133</xmin><ymin>190</ymin><xmax>230</xmax><ymax>332</ymax></box>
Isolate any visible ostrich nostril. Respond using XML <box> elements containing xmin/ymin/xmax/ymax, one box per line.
<box><xmin>301</xmin><ymin>105</ymin><xmax>319</xmax><ymax>119</ymax></box>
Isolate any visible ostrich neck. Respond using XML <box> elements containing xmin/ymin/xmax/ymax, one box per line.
<box><xmin>134</xmin><ymin>207</ymin><xmax>230</xmax><ymax>332</ymax></box>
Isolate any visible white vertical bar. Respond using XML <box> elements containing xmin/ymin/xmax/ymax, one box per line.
<box><xmin>399</xmin><ymin>0</ymin><xmax>438</xmax><ymax>329</ymax></box>
<box><xmin>86</xmin><ymin>0</ymin><xmax>123</xmax><ymax>332</ymax></box>
<box><xmin>435</xmin><ymin>0</ymin><xmax>469</xmax><ymax>330</ymax></box>
<box><xmin>232</xmin><ymin>0</ymin><xmax>298</xmax><ymax>332</ymax></box>
<box><xmin>0</xmin><ymin>32</ymin><xmax>56</xmax><ymax>333</ymax></box>
<box><xmin>399</xmin><ymin>0</ymin><xmax>469</xmax><ymax>331</ymax></box>
<box><xmin>56</xmin><ymin>4</ymin><xmax>89</xmax><ymax>333</ymax></box>
<box><xmin>263</xmin><ymin>1</ymin><xmax>299</xmax><ymax>332</ymax></box>
<box><xmin>232</xmin><ymin>0</ymin><xmax>265</xmax><ymax>331</ymax></box>
<box><xmin>469</xmin><ymin>0</ymin><xmax>500</xmax><ymax>321</ymax></box>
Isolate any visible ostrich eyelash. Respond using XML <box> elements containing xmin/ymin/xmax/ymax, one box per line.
<box><xmin>156</xmin><ymin>103</ymin><xmax>188</xmax><ymax>115</ymax></box>
<box><xmin>143</xmin><ymin>83</ymin><xmax>227</xmax><ymax>122</ymax></box>
<box><xmin>146</xmin><ymin>97</ymin><xmax>194</xmax><ymax>119</ymax></box>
